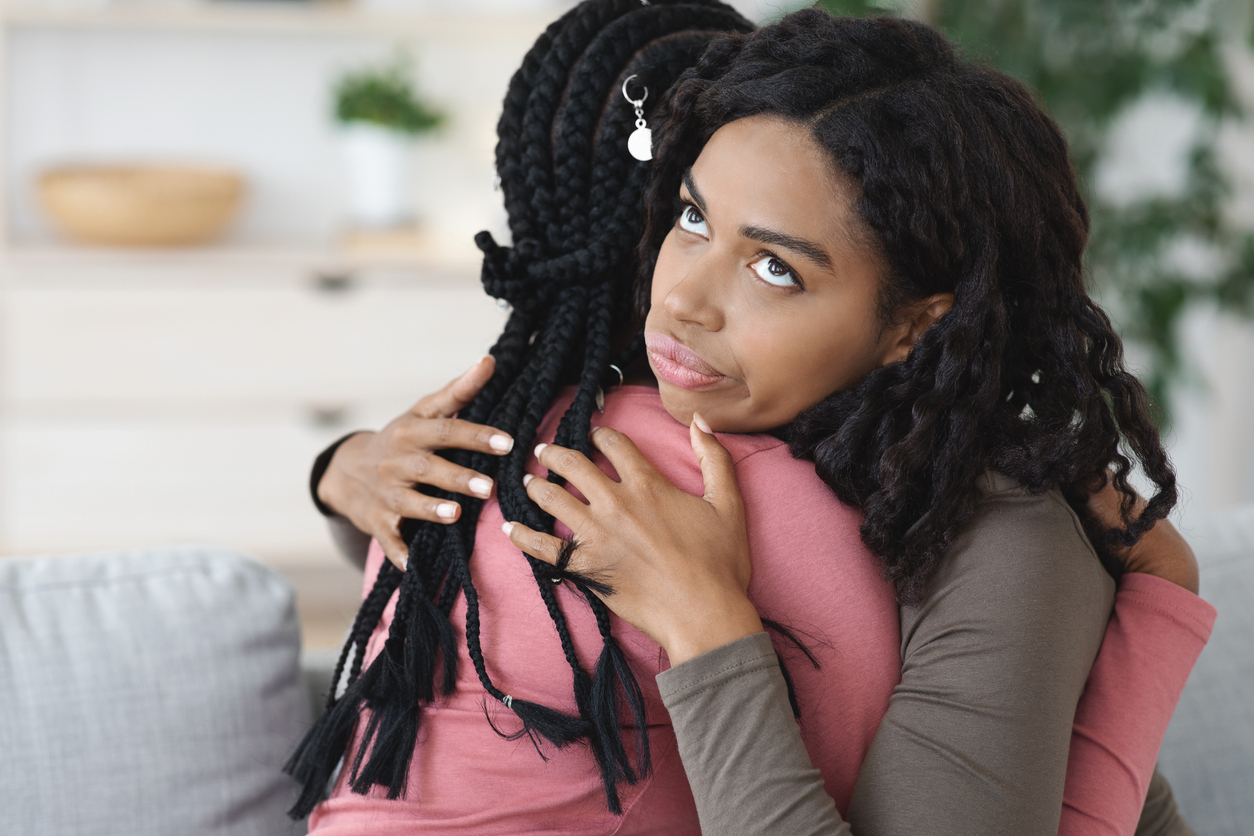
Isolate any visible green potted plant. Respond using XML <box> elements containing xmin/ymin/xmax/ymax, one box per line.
<box><xmin>335</xmin><ymin>52</ymin><xmax>446</xmax><ymax>229</ymax></box>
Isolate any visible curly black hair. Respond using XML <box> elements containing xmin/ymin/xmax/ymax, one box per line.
<box><xmin>284</xmin><ymin>0</ymin><xmax>753</xmax><ymax>819</ymax></box>
<box><xmin>638</xmin><ymin>10</ymin><xmax>1175</xmax><ymax>604</ymax></box>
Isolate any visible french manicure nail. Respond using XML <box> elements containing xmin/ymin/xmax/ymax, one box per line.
<box><xmin>437</xmin><ymin>502</ymin><xmax>458</xmax><ymax>519</ymax></box>
<box><xmin>692</xmin><ymin>412</ymin><xmax>713</xmax><ymax>434</ymax></box>
<box><xmin>469</xmin><ymin>477</ymin><xmax>493</xmax><ymax>497</ymax></box>
<box><xmin>534</xmin><ymin>443</ymin><xmax>548</xmax><ymax>458</ymax></box>
<box><xmin>523</xmin><ymin>474</ymin><xmax>534</xmax><ymax>486</ymax></box>
<box><xmin>490</xmin><ymin>434</ymin><xmax>514</xmax><ymax>453</ymax></box>
<box><xmin>501</xmin><ymin>521</ymin><xmax>515</xmax><ymax>537</ymax></box>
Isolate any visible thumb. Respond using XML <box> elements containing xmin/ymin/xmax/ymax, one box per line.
<box><xmin>690</xmin><ymin>412</ymin><xmax>743</xmax><ymax>517</ymax></box>
<box><xmin>415</xmin><ymin>355</ymin><xmax>496</xmax><ymax>419</ymax></box>
<box><xmin>448</xmin><ymin>355</ymin><xmax>496</xmax><ymax>408</ymax></box>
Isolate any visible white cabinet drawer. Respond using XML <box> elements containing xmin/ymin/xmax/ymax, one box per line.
<box><xmin>0</xmin><ymin>416</ymin><xmax>357</xmax><ymax>562</ymax></box>
<box><xmin>4</xmin><ymin>281</ymin><xmax>507</xmax><ymax>406</ymax></box>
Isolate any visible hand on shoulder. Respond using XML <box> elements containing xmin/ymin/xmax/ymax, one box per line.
<box><xmin>1087</xmin><ymin>482</ymin><xmax>1199</xmax><ymax>595</ymax></box>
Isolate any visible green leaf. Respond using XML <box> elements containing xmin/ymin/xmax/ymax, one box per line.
<box><xmin>334</xmin><ymin>52</ymin><xmax>445</xmax><ymax>135</ymax></box>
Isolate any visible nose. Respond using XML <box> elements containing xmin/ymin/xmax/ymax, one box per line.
<box><xmin>662</xmin><ymin>252</ymin><xmax>725</xmax><ymax>332</ymax></box>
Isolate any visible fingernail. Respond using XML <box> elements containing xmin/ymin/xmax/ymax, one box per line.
<box><xmin>437</xmin><ymin>502</ymin><xmax>458</xmax><ymax>519</ymax></box>
<box><xmin>590</xmin><ymin>425</ymin><xmax>603</xmax><ymax>435</ymax></box>
<box><xmin>534</xmin><ymin>443</ymin><xmax>548</xmax><ymax>459</ymax></box>
<box><xmin>692</xmin><ymin>412</ymin><xmax>713</xmax><ymax>434</ymax></box>
<box><xmin>469</xmin><ymin>477</ymin><xmax>493</xmax><ymax>498</ymax></box>
<box><xmin>523</xmin><ymin>474</ymin><xmax>534</xmax><ymax>486</ymax></box>
<box><xmin>501</xmin><ymin>521</ymin><xmax>514</xmax><ymax>538</ymax></box>
<box><xmin>490</xmin><ymin>434</ymin><xmax>514</xmax><ymax>453</ymax></box>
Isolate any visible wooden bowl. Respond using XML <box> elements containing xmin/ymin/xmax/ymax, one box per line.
<box><xmin>37</xmin><ymin>165</ymin><xmax>245</xmax><ymax>247</ymax></box>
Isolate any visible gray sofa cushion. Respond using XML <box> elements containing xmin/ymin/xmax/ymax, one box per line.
<box><xmin>0</xmin><ymin>546</ymin><xmax>310</xmax><ymax>836</ymax></box>
<box><xmin>1163</xmin><ymin>507</ymin><xmax>1254</xmax><ymax>836</ymax></box>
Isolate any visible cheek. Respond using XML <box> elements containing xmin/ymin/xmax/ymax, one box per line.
<box><xmin>745</xmin><ymin>313</ymin><xmax>882</xmax><ymax>413</ymax></box>
<box><xmin>650</xmin><ymin>231</ymin><xmax>684</xmax><ymax>307</ymax></box>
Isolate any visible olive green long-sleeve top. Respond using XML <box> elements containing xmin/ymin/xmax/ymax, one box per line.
<box><xmin>658</xmin><ymin>475</ymin><xmax>1207</xmax><ymax>836</ymax></box>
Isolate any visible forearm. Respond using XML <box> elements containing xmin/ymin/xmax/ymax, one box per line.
<box><xmin>658</xmin><ymin>632</ymin><xmax>852</xmax><ymax>836</ymax></box>
<box><xmin>325</xmin><ymin>515</ymin><xmax>372</xmax><ymax>570</ymax></box>
<box><xmin>310</xmin><ymin>431</ymin><xmax>372</xmax><ymax>566</ymax></box>
<box><xmin>1061</xmin><ymin>573</ymin><xmax>1216</xmax><ymax>836</ymax></box>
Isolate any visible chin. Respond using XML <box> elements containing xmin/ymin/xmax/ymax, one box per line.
<box><xmin>656</xmin><ymin>385</ymin><xmax>699</xmax><ymax>428</ymax></box>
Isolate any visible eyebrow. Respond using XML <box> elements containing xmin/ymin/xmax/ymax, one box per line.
<box><xmin>681</xmin><ymin>168</ymin><xmax>707</xmax><ymax>213</ymax></box>
<box><xmin>739</xmin><ymin>225</ymin><xmax>833</xmax><ymax>271</ymax></box>
<box><xmin>681</xmin><ymin>167</ymin><xmax>834</xmax><ymax>271</ymax></box>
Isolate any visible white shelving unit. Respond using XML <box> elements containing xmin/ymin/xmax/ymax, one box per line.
<box><xmin>0</xmin><ymin>0</ymin><xmax>541</xmax><ymax>643</ymax></box>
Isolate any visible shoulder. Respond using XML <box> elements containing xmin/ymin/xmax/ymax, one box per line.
<box><xmin>954</xmin><ymin>471</ymin><xmax>1097</xmax><ymax>571</ymax></box>
<box><xmin>903</xmin><ymin>471</ymin><xmax>1115</xmax><ymax>653</ymax></box>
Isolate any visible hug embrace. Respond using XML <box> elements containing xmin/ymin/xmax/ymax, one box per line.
<box><xmin>290</xmin><ymin>2</ymin><xmax>1217</xmax><ymax>834</ymax></box>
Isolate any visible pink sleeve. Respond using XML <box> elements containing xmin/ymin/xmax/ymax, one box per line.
<box><xmin>1059</xmin><ymin>572</ymin><xmax>1217</xmax><ymax>836</ymax></box>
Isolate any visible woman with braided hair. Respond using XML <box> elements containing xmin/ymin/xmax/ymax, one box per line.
<box><xmin>298</xmin><ymin>3</ymin><xmax>1212</xmax><ymax>834</ymax></box>
<box><xmin>293</xmin><ymin>1</ymin><xmax>760</xmax><ymax>828</ymax></box>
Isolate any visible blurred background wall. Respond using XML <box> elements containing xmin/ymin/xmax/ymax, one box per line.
<box><xmin>0</xmin><ymin>0</ymin><xmax>1250</xmax><ymax>648</ymax></box>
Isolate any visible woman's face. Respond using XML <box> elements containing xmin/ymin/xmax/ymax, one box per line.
<box><xmin>645</xmin><ymin>114</ymin><xmax>909</xmax><ymax>433</ymax></box>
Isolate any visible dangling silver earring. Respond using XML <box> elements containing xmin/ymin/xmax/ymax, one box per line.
<box><xmin>622</xmin><ymin>74</ymin><xmax>652</xmax><ymax>162</ymax></box>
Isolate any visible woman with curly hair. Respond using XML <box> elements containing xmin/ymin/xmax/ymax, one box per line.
<box><xmin>296</xmin><ymin>3</ymin><xmax>1212</xmax><ymax>834</ymax></box>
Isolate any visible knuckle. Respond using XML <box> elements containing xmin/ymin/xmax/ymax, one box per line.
<box><xmin>411</xmin><ymin>396</ymin><xmax>439</xmax><ymax>420</ymax></box>
<box><xmin>554</xmin><ymin>448</ymin><xmax>582</xmax><ymax>472</ymax></box>
<box><xmin>537</xmin><ymin>535</ymin><xmax>562</xmax><ymax>562</ymax></box>
<box><xmin>409</xmin><ymin>454</ymin><xmax>431</xmax><ymax>479</ymax></box>
<box><xmin>433</xmin><ymin>418</ymin><xmax>455</xmax><ymax>445</ymax></box>
<box><xmin>534</xmin><ymin>481</ymin><xmax>562</xmax><ymax>507</ymax></box>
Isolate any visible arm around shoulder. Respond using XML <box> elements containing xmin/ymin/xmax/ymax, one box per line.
<box><xmin>658</xmin><ymin>632</ymin><xmax>853</xmax><ymax>836</ymax></box>
<box><xmin>848</xmin><ymin>477</ymin><xmax>1114</xmax><ymax>836</ymax></box>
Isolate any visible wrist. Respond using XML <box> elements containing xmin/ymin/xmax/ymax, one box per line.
<box><xmin>311</xmin><ymin>431</ymin><xmax>371</xmax><ymax>517</ymax></box>
<box><xmin>663</xmin><ymin>594</ymin><xmax>764</xmax><ymax>667</ymax></box>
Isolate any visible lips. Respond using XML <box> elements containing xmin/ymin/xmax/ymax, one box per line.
<box><xmin>645</xmin><ymin>333</ymin><xmax>727</xmax><ymax>391</ymax></box>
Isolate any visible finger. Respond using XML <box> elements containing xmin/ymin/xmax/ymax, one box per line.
<box><xmin>524</xmin><ymin>473</ymin><xmax>590</xmax><ymax>530</ymax></box>
<box><xmin>588</xmin><ymin>426</ymin><xmax>659</xmax><ymax>483</ymax></box>
<box><xmin>690</xmin><ymin>412</ymin><xmax>744</xmax><ymax>518</ymax></box>
<box><xmin>533</xmin><ymin>442</ymin><xmax>612</xmax><ymax>502</ymax></box>
<box><xmin>376</xmin><ymin>517</ymin><xmax>410</xmax><ymax>571</ymax></box>
<box><xmin>1087</xmin><ymin>479</ymin><xmax>1146</xmax><ymax>530</ymax></box>
<box><xmin>501</xmin><ymin>520</ymin><xmax>565</xmax><ymax>566</ymax></box>
<box><xmin>411</xmin><ymin>356</ymin><xmax>499</xmax><ymax>421</ymax></box>
<box><xmin>394</xmin><ymin>451</ymin><xmax>496</xmax><ymax>500</ymax></box>
<box><xmin>386</xmin><ymin>487</ymin><xmax>463</xmax><ymax>525</ymax></box>
<box><xmin>401</xmin><ymin>415</ymin><xmax>513</xmax><ymax>457</ymax></box>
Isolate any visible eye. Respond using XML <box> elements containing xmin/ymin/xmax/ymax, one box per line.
<box><xmin>677</xmin><ymin>204</ymin><xmax>708</xmax><ymax>237</ymax></box>
<box><xmin>750</xmin><ymin>255</ymin><xmax>800</xmax><ymax>288</ymax></box>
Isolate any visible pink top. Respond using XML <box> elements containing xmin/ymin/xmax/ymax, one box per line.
<box><xmin>307</xmin><ymin>386</ymin><xmax>1216</xmax><ymax>835</ymax></box>
<box><xmin>1063</xmin><ymin>572</ymin><xmax>1216</xmax><ymax>835</ymax></box>
<box><xmin>310</xmin><ymin>386</ymin><xmax>900</xmax><ymax>834</ymax></box>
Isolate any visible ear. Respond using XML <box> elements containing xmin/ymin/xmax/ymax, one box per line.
<box><xmin>879</xmin><ymin>293</ymin><xmax>954</xmax><ymax>366</ymax></box>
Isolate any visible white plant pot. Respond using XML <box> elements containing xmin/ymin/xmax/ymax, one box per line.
<box><xmin>340</xmin><ymin>122</ymin><xmax>415</xmax><ymax>228</ymax></box>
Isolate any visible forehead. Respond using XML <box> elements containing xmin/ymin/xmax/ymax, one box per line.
<box><xmin>690</xmin><ymin>114</ymin><xmax>864</xmax><ymax>251</ymax></box>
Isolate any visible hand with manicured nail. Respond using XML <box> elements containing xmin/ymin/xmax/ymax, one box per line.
<box><xmin>503</xmin><ymin>413</ymin><xmax>763</xmax><ymax>665</ymax></box>
<box><xmin>317</xmin><ymin>356</ymin><xmax>515</xmax><ymax>570</ymax></box>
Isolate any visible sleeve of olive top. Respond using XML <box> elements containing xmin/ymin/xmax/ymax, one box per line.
<box><xmin>1134</xmin><ymin>768</ymin><xmax>1197</xmax><ymax>836</ymax></box>
<box><xmin>658</xmin><ymin>631</ymin><xmax>852</xmax><ymax>836</ymax></box>
<box><xmin>845</xmin><ymin>484</ymin><xmax>1115</xmax><ymax>836</ymax></box>
<box><xmin>660</xmin><ymin>485</ymin><xmax>1113</xmax><ymax>836</ymax></box>
<box><xmin>310</xmin><ymin>432</ymin><xmax>372</xmax><ymax>570</ymax></box>
<box><xmin>657</xmin><ymin>577</ymin><xmax>1208</xmax><ymax>836</ymax></box>
<box><xmin>325</xmin><ymin>515</ymin><xmax>372</xmax><ymax>571</ymax></box>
